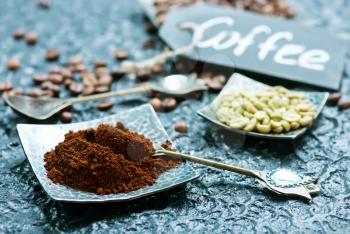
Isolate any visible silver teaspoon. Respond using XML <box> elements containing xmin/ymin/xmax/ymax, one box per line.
<box><xmin>154</xmin><ymin>149</ymin><xmax>320</xmax><ymax>201</ymax></box>
<box><xmin>3</xmin><ymin>74</ymin><xmax>207</xmax><ymax>120</ymax></box>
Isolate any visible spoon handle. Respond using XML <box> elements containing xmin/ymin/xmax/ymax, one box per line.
<box><xmin>156</xmin><ymin>149</ymin><xmax>260</xmax><ymax>179</ymax></box>
<box><xmin>67</xmin><ymin>84</ymin><xmax>152</xmax><ymax>104</ymax></box>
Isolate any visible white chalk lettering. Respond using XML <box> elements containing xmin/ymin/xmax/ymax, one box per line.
<box><xmin>193</xmin><ymin>17</ymin><xmax>331</xmax><ymax>71</ymax></box>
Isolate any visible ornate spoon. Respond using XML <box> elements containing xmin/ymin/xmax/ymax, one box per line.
<box><xmin>3</xmin><ymin>74</ymin><xmax>207</xmax><ymax>120</ymax></box>
<box><xmin>154</xmin><ymin>149</ymin><xmax>320</xmax><ymax>201</ymax></box>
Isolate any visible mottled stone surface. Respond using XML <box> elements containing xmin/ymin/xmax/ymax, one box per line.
<box><xmin>0</xmin><ymin>0</ymin><xmax>350</xmax><ymax>233</ymax></box>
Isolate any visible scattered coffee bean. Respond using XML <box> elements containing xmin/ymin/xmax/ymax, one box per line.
<box><xmin>82</xmin><ymin>73</ymin><xmax>98</xmax><ymax>86</ymax></box>
<box><xmin>60</xmin><ymin>111</ymin><xmax>73</xmax><ymax>123</ymax></box>
<box><xmin>143</xmin><ymin>39</ymin><xmax>157</xmax><ymax>49</ymax></box>
<box><xmin>95</xmin><ymin>67</ymin><xmax>109</xmax><ymax>78</ymax></box>
<box><xmin>27</xmin><ymin>88</ymin><xmax>43</xmax><ymax>98</ymax></box>
<box><xmin>49</xmin><ymin>66</ymin><xmax>61</xmax><ymax>74</ymax></box>
<box><xmin>145</xmin><ymin>22</ymin><xmax>157</xmax><ymax>33</ymax></box>
<box><xmin>328</xmin><ymin>93</ymin><xmax>342</xmax><ymax>104</ymax></box>
<box><xmin>7</xmin><ymin>58</ymin><xmax>21</xmax><ymax>71</ymax></box>
<box><xmin>13</xmin><ymin>29</ymin><xmax>25</xmax><ymax>40</ymax></box>
<box><xmin>98</xmin><ymin>75</ymin><xmax>113</xmax><ymax>86</ymax></box>
<box><xmin>64</xmin><ymin>78</ymin><xmax>73</xmax><ymax>87</ymax></box>
<box><xmin>93</xmin><ymin>60</ymin><xmax>108</xmax><ymax>68</ymax></box>
<box><xmin>114</xmin><ymin>50</ymin><xmax>129</xmax><ymax>60</ymax></box>
<box><xmin>75</xmin><ymin>64</ymin><xmax>87</xmax><ymax>73</ymax></box>
<box><xmin>69</xmin><ymin>56</ymin><xmax>83</xmax><ymax>66</ymax></box>
<box><xmin>163</xmin><ymin>98</ymin><xmax>177</xmax><ymax>111</ymax></box>
<box><xmin>46</xmin><ymin>48</ymin><xmax>60</xmax><ymax>61</ymax></box>
<box><xmin>150</xmin><ymin>98</ymin><xmax>163</xmax><ymax>111</ymax></box>
<box><xmin>175</xmin><ymin>122</ymin><xmax>188</xmax><ymax>133</ymax></box>
<box><xmin>94</xmin><ymin>85</ymin><xmax>110</xmax><ymax>93</ymax></box>
<box><xmin>110</xmin><ymin>70</ymin><xmax>125</xmax><ymax>80</ymax></box>
<box><xmin>136</xmin><ymin>70</ymin><xmax>150</xmax><ymax>82</ymax></box>
<box><xmin>97</xmin><ymin>102</ymin><xmax>113</xmax><ymax>111</ymax></box>
<box><xmin>37</xmin><ymin>0</ymin><xmax>50</xmax><ymax>9</ymax></box>
<box><xmin>60</xmin><ymin>68</ymin><xmax>73</xmax><ymax>79</ymax></box>
<box><xmin>151</xmin><ymin>63</ymin><xmax>164</xmax><ymax>74</ymax></box>
<box><xmin>69</xmin><ymin>82</ymin><xmax>83</xmax><ymax>95</ymax></box>
<box><xmin>338</xmin><ymin>99</ymin><xmax>350</xmax><ymax>110</ymax></box>
<box><xmin>207</xmin><ymin>78</ymin><xmax>223</xmax><ymax>91</ymax></box>
<box><xmin>48</xmin><ymin>74</ymin><xmax>63</xmax><ymax>84</ymax></box>
<box><xmin>32</xmin><ymin>74</ymin><xmax>49</xmax><ymax>83</ymax></box>
<box><xmin>0</xmin><ymin>81</ymin><xmax>13</xmax><ymax>92</ymax></box>
<box><xmin>25</xmin><ymin>32</ymin><xmax>38</xmax><ymax>45</ymax></box>
<box><xmin>82</xmin><ymin>86</ymin><xmax>95</xmax><ymax>96</ymax></box>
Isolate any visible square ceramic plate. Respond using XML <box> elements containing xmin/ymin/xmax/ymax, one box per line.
<box><xmin>17</xmin><ymin>104</ymin><xmax>199</xmax><ymax>203</ymax></box>
<box><xmin>198</xmin><ymin>73</ymin><xmax>329</xmax><ymax>140</ymax></box>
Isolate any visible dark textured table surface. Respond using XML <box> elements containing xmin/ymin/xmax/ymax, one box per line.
<box><xmin>1</xmin><ymin>0</ymin><xmax>350</xmax><ymax>233</ymax></box>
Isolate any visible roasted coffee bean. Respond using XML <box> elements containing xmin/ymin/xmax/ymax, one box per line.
<box><xmin>48</xmin><ymin>74</ymin><xmax>63</xmax><ymax>84</ymax></box>
<box><xmin>95</xmin><ymin>67</ymin><xmax>109</xmax><ymax>78</ymax></box>
<box><xmin>98</xmin><ymin>75</ymin><xmax>113</xmax><ymax>86</ymax></box>
<box><xmin>136</xmin><ymin>70</ymin><xmax>150</xmax><ymax>82</ymax></box>
<box><xmin>150</xmin><ymin>98</ymin><xmax>163</xmax><ymax>111</ymax></box>
<box><xmin>69</xmin><ymin>56</ymin><xmax>83</xmax><ymax>66</ymax></box>
<box><xmin>328</xmin><ymin>93</ymin><xmax>342</xmax><ymax>104</ymax></box>
<box><xmin>338</xmin><ymin>100</ymin><xmax>350</xmax><ymax>110</ymax></box>
<box><xmin>41</xmin><ymin>81</ymin><xmax>53</xmax><ymax>90</ymax></box>
<box><xmin>69</xmin><ymin>82</ymin><xmax>83</xmax><ymax>95</ymax></box>
<box><xmin>7</xmin><ymin>58</ymin><xmax>21</xmax><ymax>70</ymax></box>
<box><xmin>143</xmin><ymin>39</ymin><xmax>157</xmax><ymax>49</ymax></box>
<box><xmin>75</xmin><ymin>64</ymin><xmax>87</xmax><ymax>73</ymax></box>
<box><xmin>37</xmin><ymin>0</ymin><xmax>50</xmax><ymax>9</ymax></box>
<box><xmin>82</xmin><ymin>86</ymin><xmax>95</xmax><ymax>96</ymax></box>
<box><xmin>174</xmin><ymin>122</ymin><xmax>188</xmax><ymax>133</ymax></box>
<box><xmin>207</xmin><ymin>78</ymin><xmax>223</xmax><ymax>91</ymax></box>
<box><xmin>49</xmin><ymin>66</ymin><xmax>61</xmax><ymax>74</ymax></box>
<box><xmin>93</xmin><ymin>60</ymin><xmax>108</xmax><ymax>68</ymax></box>
<box><xmin>94</xmin><ymin>85</ymin><xmax>110</xmax><ymax>93</ymax></box>
<box><xmin>46</xmin><ymin>48</ymin><xmax>60</xmax><ymax>61</ymax></box>
<box><xmin>97</xmin><ymin>102</ymin><xmax>113</xmax><ymax>111</ymax></box>
<box><xmin>32</xmin><ymin>74</ymin><xmax>48</xmax><ymax>83</ymax></box>
<box><xmin>114</xmin><ymin>50</ymin><xmax>129</xmax><ymax>60</ymax></box>
<box><xmin>41</xmin><ymin>90</ymin><xmax>55</xmax><ymax>98</ymax></box>
<box><xmin>25</xmin><ymin>32</ymin><xmax>38</xmax><ymax>45</ymax></box>
<box><xmin>60</xmin><ymin>68</ymin><xmax>73</xmax><ymax>79</ymax></box>
<box><xmin>60</xmin><ymin>111</ymin><xmax>73</xmax><ymax>123</ymax></box>
<box><xmin>110</xmin><ymin>70</ymin><xmax>125</xmax><ymax>80</ymax></box>
<box><xmin>145</xmin><ymin>22</ymin><xmax>157</xmax><ymax>33</ymax></box>
<box><xmin>163</xmin><ymin>98</ymin><xmax>177</xmax><ymax>111</ymax></box>
<box><xmin>5</xmin><ymin>87</ymin><xmax>24</xmax><ymax>97</ymax></box>
<box><xmin>82</xmin><ymin>73</ymin><xmax>98</xmax><ymax>86</ymax></box>
<box><xmin>0</xmin><ymin>81</ymin><xmax>13</xmax><ymax>92</ymax></box>
<box><xmin>151</xmin><ymin>63</ymin><xmax>164</xmax><ymax>74</ymax></box>
<box><xmin>215</xmin><ymin>74</ymin><xmax>227</xmax><ymax>84</ymax></box>
<box><xmin>13</xmin><ymin>29</ymin><xmax>25</xmax><ymax>40</ymax></box>
<box><xmin>27</xmin><ymin>88</ymin><xmax>43</xmax><ymax>98</ymax></box>
<box><xmin>64</xmin><ymin>78</ymin><xmax>73</xmax><ymax>87</ymax></box>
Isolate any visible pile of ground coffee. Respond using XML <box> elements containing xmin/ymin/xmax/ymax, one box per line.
<box><xmin>44</xmin><ymin>122</ymin><xmax>179</xmax><ymax>195</ymax></box>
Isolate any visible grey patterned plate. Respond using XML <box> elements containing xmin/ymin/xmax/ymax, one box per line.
<box><xmin>17</xmin><ymin>104</ymin><xmax>199</xmax><ymax>203</ymax></box>
<box><xmin>198</xmin><ymin>73</ymin><xmax>329</xmax><ymax>140</ymax></box>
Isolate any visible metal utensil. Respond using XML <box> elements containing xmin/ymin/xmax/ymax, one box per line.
<box><xmin>3</xmin><ymin>74</ymin><xmax>207</xmax><ymax>120</ymax></box>
<box><xmin>154</xmin><ymin>149</ymin><xmax>320</xmax><ymax>201</ymax></box>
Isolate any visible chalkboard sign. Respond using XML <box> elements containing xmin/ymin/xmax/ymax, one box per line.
<box><xmin>159</xmin><ymin>3</ymin><xmax>348</xmax><ymax>90</ymax></box>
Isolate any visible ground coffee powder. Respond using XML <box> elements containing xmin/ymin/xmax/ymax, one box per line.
<box><xmin>44</xmin><ymin>122</ymin><xmax>179</xmax><ymax>195</ymax></box>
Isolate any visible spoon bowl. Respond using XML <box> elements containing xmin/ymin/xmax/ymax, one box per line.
<box><xmin>3</xmin><ymin>74</ymin><xmax>207</xmax><ymax>120</ymax></box>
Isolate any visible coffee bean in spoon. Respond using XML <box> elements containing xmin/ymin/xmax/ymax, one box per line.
<box><xmin>7</xmin><ymin>58</ymin><xmax>21</xmax><ymax>71</ymax></box>
<box><xmin>46</xmin><ymin>48</ymin><xmax>60</xmax><ymax>61</ymax></box>
<box><xmin>97</xmin><ymin>102</ymin><xmax>113</xmax><ymax>111</ymax></box>
<box><xmin>25</xmin><ymin>32</ymin><xmax>38</xmax><ymax>45</ymax></box>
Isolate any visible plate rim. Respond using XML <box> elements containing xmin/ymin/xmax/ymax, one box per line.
<box><xmin>17</xmin><ymin>104</ymin><xmax>199</xmax><ymax>203</ymax></box>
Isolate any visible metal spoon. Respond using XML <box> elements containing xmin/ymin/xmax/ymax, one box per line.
<box><xmin>3</xmin><ymin>74</ymin><xmax>207</xmax><ymax>120</ymax></box>
<box><xmin>154</xmin><ymin>149</ymin><xmax>320</xmax><ymax>201</ymax></box>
